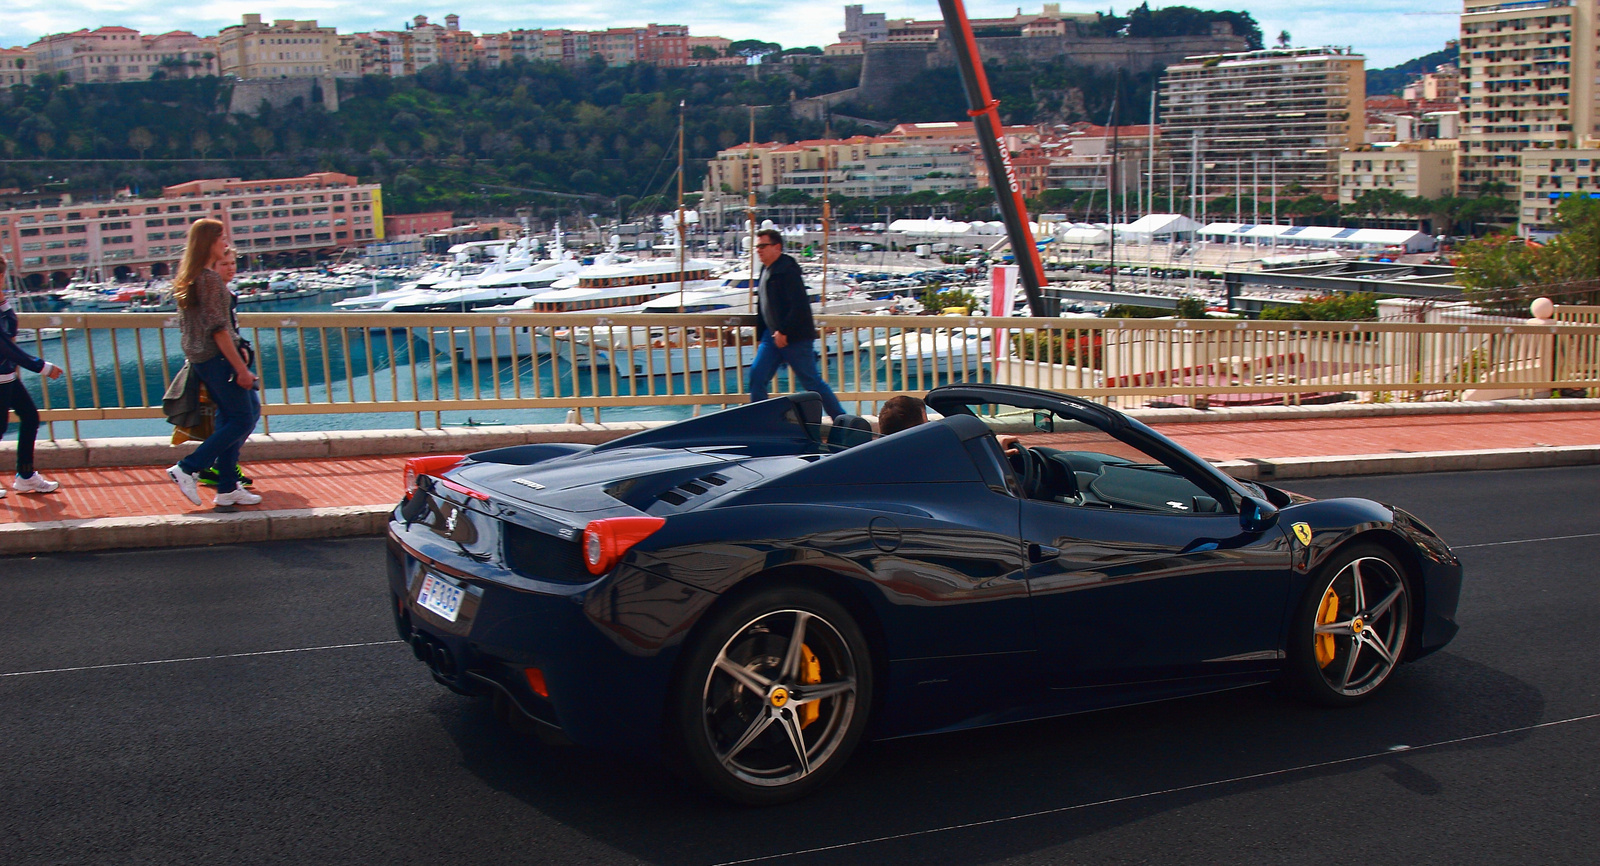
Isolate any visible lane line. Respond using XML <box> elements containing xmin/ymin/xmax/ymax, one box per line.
<box><xmin>708</xmin><ymin>711</ymin><xmax>1600</xmax><ymax>866</ymax></box>
<box><xmin>1455</xmin><ymin>531</ymin><xmax>1600</xmax><ymax>550</ymax></box>
<box><xmin>0</xmin><ymin>640</ymin><xmax>404</xmax><ymax>679</ymax></box>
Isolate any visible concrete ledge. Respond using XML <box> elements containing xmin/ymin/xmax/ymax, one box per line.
<box><xmin>9</xmin><ymin>399</ymin><xmax>1598</xmax><ymax>471</ymax></box>
<box><xmin>0</xmin><ymin>505</ymin><xmax>393</xmax><ymax>556</ymax></box>
<box><xmin>1217</xmin><ymin>444</ymin><xmax>1600</xmax><ymax>482</ymax></box>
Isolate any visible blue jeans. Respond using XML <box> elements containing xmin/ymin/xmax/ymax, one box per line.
<box><xmin>179</xmin><ymin>355</ymin><xmax>260</xmax><ymax>494</ymax></box>
<box><xmin>747</xmin><ymin>334</ymin><xmax>846</xmax><ymax>418</ymax></box>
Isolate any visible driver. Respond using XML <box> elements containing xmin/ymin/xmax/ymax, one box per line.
<box><xmin>876</xmin><ymin>395</ymin><xmax>927</xmax><ymax>435</ymax></box>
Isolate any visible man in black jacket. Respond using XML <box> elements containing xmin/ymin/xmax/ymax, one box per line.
<box><xmin>748</xmin><ymin>229</ymin><xmax>846</xmax><ymax>417</ymax></box>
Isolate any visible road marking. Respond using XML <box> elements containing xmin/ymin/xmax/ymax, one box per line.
<box><xmin>1455</xmin><ymin>531</ymin><xmax>1600</xmax><ymax>550</ymax></box>
<box><xmin>0</xmin><ymin>640</ymin><xmax>403</xmax><ymax>679</ymax></box>
<box><xmin>708</xmin><ymin>711</ymin><xmax>1600</xmax><ymax>866</ymax></box>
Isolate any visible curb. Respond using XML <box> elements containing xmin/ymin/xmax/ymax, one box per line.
<box><xmin>11</xmin><ymin>398</ymin><xmax>1600</xmax><ymax>470</ymax></box>
<box><xmin>0</xmin><ymin>505</ymin><xmax>391</xmax><ymax>557</ymax></box>
<box><xmin>5</xmin><ymin>446</ymin><xmax>1599</xmax><ymax>557</ymax></box>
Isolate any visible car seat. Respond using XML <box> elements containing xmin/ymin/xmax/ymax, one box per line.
<box><xmin>828</xmin><ymin>414</ymin><xmax>874</xmax><ymax>450</ymax></box>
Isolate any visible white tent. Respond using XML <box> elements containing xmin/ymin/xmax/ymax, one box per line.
<box><xmin>1200</xmin><ymin>223</ymin><xmax>1436</xmax><ymax>254</ymax></box>
<box><xmin>1055</xmin><ymin>226</ymin><xmax>1110</xmax><ymax>246</ymax></box>
<box><xmin>1113</xmin><ymin>213</ymin><xmax>1200</xmax><ymax>243</ymax></box>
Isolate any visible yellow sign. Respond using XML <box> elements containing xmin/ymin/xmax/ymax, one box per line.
<box><xmin>1292</xmin><ymin>522</ymin><xmax>1313</xmax><ymax>546</ymax></box>
<box><xmin>371</xmin><ymin>188</ymin><xmax>386</xmax><ymax>240</ymax></box>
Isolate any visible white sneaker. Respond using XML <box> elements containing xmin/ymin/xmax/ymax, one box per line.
<box><xmin>167</xmin><ymin>463</ymin><xmax>201</xmax><ymax>506</ymax></box>
<box><xmin>212</xmin><ymin>487</ymin><xmax>263</xmax><ymax>507</ymax></box>
<box><xmin>0</xmin><ymin>486</ymin><xmax>6</xmax><ymax>499</ymax></box>
<box><xmin>13</xmin><ymin>473</ymin><xmax>60</xmax><ymax>494</ymax></box>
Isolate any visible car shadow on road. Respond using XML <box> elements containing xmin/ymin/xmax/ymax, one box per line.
<box><xmin>434</xmin><ymin>649</ymin><xmax>1543</xmax><ymax>865</ymax></box>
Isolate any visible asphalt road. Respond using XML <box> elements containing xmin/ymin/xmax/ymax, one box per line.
<box><xmin>3</xmin><ymin>466</ymin><xmax>1597</xmax><ymax>865</ymax></box>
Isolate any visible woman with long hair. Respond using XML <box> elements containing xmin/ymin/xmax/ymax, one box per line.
<box><xmin>165</xmin><ymin>219</ymin><xmax>262</xmax><ymax>508</ymax></box>
<box><xmin>0</xmin><ymin>254</ymin><xmax>66</xmax><ymax>498</ymax></box>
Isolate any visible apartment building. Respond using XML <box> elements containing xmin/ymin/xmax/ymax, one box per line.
<box><xmin>1338</xmin><ymin>144</ymin><xmax>1459</xmax><ymax>205</ymax></box>
<box><xmin>217</xmin><ymin>15</ymin><xmax>358</xmax><ymax>79</ymax></box>
<box><xmin>704</xmin><ymin>135</ymin><xmax>978</xmax><ymax>197</ymax></box>
<box><xmin>1519</xmin><ymin>146</ymin><xmax>1600</xmax><ymax>234</ymax></box>
<box><xmin>0</xmin><ymin>173</ymin><xmax>382</xmax><ymax>285</ymax></box>
<box><xmin>28</xmin><ymin>27</ymin><xmax>215</xmax><ymax>83</ymax></box>
<box><xmin>0</xmin><ymin>47</ymin><xmax>34</xmax><ymax>86</ymax></box>
<box><xmin>1159</xmin><ymin>47</ymin><xmax>1367</xmax><ymax>196</ymax></box>
<box><xmin>1459</xmin><ymin>0</ymin><xmax>1599</xmax><ymax>234</ymax></box>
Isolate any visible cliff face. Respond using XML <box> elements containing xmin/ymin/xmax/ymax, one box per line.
<box><xmin>858</xmin><ymin>32</ymin><xmax>1250</xmax><ymax>105</ymax></box>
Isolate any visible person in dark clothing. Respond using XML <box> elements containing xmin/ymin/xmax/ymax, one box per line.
<box><xmin>747</xmin><ymin>228</ymin><xmax>847</xmax><ymax>418</ymax></box>
<box><xmin>0</xmin><ymin>254</ymin><xmax>66</xmax><ymax>497</ymax></box>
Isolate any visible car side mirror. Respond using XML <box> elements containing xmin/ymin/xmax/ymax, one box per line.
<box><xmin>1032</xmin><ymin>410</ymin><xmax>1055</xmax><ymax>433</ymax></box>
<box><xmin>1240</xmin><ymin>496</ymin><xmax>1279</xmax><ymax>533</ymax></box>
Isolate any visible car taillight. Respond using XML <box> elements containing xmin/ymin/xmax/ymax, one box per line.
<box><xmin>581</xmin><ymin>516</ymin><xmax>666</xmax><ymax>575</ymax></box>
<box><xmin>402</xmin><ymin>454</ymin><xmax>467</xmax><ymax>497</ymax></box>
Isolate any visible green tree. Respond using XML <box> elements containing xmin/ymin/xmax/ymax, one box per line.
<box><xmin>128</xmin><ymin>127</ymin><xmax>154</xmax><ymax>160</ymax></box>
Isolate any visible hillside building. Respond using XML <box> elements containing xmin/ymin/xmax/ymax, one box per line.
<box><xmin>28</xmin><ymin>27</ymin><xmax>215</xmax><ymax>82</ymax></box>
<box><xmin>0</xmin><ymin>47</ymin><xmax>34</xmax><ymax>86</ymax></box>
<box><xmin>0</xmin><ymin>173</ymin><xmax>381</xmax><ymax>286</ymax></box>
<box><xmin>217</xmin><ymin>15</ymin><xmax>358</xmax><ymax>79</ymax></box>
<box><xmin>1159</xmin><ymin>47</ymin><xmax>1367</xmax><ymax>197</ymax></box>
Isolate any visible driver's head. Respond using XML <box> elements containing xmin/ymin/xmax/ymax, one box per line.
<box><xmin>877</xmin><ymin>395</ymin><xmax>927</xmax><ymax>436</ymax></box>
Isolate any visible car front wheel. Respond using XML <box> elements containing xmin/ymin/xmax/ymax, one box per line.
<box><xmin>669</xmin><ymin>586</ymin><xmax>872</xmax><ymax>805</ymax></box>
<box><xmin>1287</xmin><ymin>544</ymin><xmax>1413</xmax><ymax>706</ymax></box>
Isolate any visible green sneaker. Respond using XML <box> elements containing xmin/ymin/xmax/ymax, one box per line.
<box><xmin>198</xmin><ymin>466</ymin><xmax>254</xmax><ymax>488</ymax></box>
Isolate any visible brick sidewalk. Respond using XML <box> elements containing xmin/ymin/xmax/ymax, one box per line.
<box><xmin>3</xmin><ymin>410</ymin><xmax>1599</xmax><ymax>523</ymax></box>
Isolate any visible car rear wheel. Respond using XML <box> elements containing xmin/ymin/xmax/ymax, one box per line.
<box><xmin>668</xmin><ymin>586</ymin><xmax>872</xmax><ymax>805</ymax></box>
<box><xmin>1286</xmin><ymin>544</ymin><xmax>1412</xmax><ymax>706</ymax></box>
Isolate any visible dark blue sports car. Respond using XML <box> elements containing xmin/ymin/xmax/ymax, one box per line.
<box><xmin>386</xmin><ymin>384</ymin><xmax>1462</xmax><ymax>804</ymax></box>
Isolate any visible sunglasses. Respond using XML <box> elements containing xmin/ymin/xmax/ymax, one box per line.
<box><xmin>755</xmin><ymin>242</ymin><xmax>778</xmax><ymax>249</ymax></box>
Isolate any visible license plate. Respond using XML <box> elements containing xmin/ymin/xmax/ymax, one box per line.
<box><xmin>416</xmin><ymin>573</ymin><xmax>465</xmax><ymax>623</ymax></box>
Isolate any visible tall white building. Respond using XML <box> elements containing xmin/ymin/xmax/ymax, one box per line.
<box><xmin>1159</xmin><ymin>47</ymin><xmax>1367</xmax><ymax>197</ymax></box>
<box><xmin>1459</xmin><ymin>0</ymin><xmax>1598</xmax><ymax>232</ymax></box>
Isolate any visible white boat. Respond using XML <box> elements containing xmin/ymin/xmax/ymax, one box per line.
<box><xmin>428</xmin><ymin>256</ymin><xmax>724</xmax><ymax>361</ymax></box>
<box><xmin>12</xmin><ymin>327</ymin><xmax>65</xmax><ymax>343</ymax></box>
<box><xmin>882</xmin><ymin>327</ymin><xmax>994</xmax><ymax>375</ymax></box>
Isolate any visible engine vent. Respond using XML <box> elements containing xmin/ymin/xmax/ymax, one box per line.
<box><xmin>656</xmin><ymin>472</ymin><xmax>733</xmax><ymax>507</ymax></box>
<box><xmin>503</xmin><ymin>522</ymin><xmax>588</xmax><ymax>582</ymax></box>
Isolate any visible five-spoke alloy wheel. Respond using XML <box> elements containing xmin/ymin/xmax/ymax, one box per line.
<box><xmin>669</xmin><ymin>586</ymin><xmax>872</xmax><ymax>805</ymax></box>
<box><xmin>1288</xmin><ymin>544</ymin><xmax>1412</xmax><ymax>706</ymax></box>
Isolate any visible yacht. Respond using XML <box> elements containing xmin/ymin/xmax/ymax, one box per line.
<box><xmin>426</xmin><ymin>256</ymin><xmax>721</xmax><ymax>361</ymax></box>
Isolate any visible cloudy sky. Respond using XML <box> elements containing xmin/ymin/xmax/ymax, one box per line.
<box><xmin>2</xmin><ymin>2</ymin><xmax>1460</xmax><ymax>70</ymax></box>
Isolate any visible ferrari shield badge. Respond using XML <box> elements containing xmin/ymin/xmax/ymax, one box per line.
<box><xmin>1292</xmin><ymin>522</ymin><xmax>1313</xmax><ymax>546</ymax></box>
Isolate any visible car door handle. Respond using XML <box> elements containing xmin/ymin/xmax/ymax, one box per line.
<box><xmin>1028</xmin><ymin>543</ymin><xmax>1060</xmax><ymax>563</ymax></box>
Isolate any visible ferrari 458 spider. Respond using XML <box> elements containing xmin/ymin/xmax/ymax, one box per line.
<box><xmin>387</xmin><ymin>384</ymin><xmax>1461</xmax><ymax>803</ymax></box>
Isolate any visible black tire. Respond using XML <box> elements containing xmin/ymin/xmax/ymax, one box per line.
<box><xmin>1285</xmin><ymin>543</ymin><xmax>1413</xmax><ymax>707</ymax></box>
<box><xmin>667</xmin><ymin>585</ymin><xmax>873</xmax><ymax>805</ymax></box>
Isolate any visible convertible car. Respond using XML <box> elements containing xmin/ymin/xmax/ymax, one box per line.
<box><xmin>386</xmin><ymin>384</ymin><xmax>1462</xmax><ymax>804</ymax></box>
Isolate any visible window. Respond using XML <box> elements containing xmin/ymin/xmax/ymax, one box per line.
<box><xmin>147</xmin><ymin>219</ymin><xmax>165</xmax><ymax>227</ymax></box>
<box><xmin>44</xmin><ymin>226</ymin><xmax>63</xmax><ymax>235</ymax></box>
<box><xmin>20</xmin><ymin>228</ymin><xmax>40</xmax><ymax>237</ymax></box>
<box><xmin>167</xmin><ymin>217</ymin><xmax>187</xmax><ymax>226</ymax></box>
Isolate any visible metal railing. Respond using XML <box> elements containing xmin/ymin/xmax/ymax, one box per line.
<box><xmin>13</xmin><ymin>310</ymin><xmax>1600</xmax><ymax>441</ymax></box>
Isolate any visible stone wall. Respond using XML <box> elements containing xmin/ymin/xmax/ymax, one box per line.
<box><xmin>227</xmin><ymin>76</ymin><xmax>340</xmax><ymax>115</ymax></box>
<box><xmin>858</xmin><ymin>33</ymin><xmax>1249</xmax><ymax>104</ymax></box>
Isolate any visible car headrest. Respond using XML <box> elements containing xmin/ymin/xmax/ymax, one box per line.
<box><xmin>828</xmin><ymin>414</ymin><xmax>874</xmax><ymax>449</ymax></box>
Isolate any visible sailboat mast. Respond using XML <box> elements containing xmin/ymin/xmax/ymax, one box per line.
<box><xmin>677</xmin><ymin>100</ymin><xmax>686</xmax><ymax>313</ymax></box>
<box><xmin>747</xmin><ymin>106</ymin><xmax>757</xmax><ymax>311</ymax></box>
<box><xmin>821</xmin><ymin>116</ymin><xmax>831</xmax><ymax>310</ymax></box>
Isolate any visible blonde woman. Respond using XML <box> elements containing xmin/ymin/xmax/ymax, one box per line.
<box><xmin>165</xmin><ymin>220</ymin><xmax>262</xmax><ymax>508</ymax></box>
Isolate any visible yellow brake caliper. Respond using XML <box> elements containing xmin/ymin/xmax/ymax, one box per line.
<box><xmin>1315</xmin><ymin>588</ymin><xmax>1340</xmax><ymax>668</ymax></box>
<box><xmin>799</xmin><ymin>644</ymin><xmax>822</xmax><ymax>728</ymax></box>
